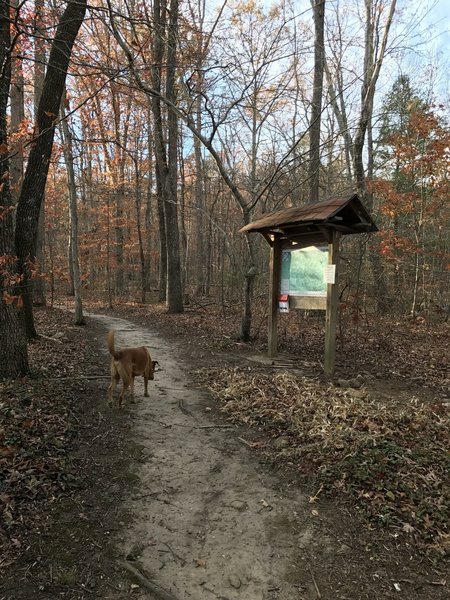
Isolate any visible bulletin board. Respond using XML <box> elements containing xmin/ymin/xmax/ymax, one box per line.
<box><xmin>279</xmin><ymin>245</ymin><xmax>328</xmax><ymax>310</ymax></box>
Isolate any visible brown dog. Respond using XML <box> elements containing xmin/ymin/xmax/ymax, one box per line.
<box><xmin>107</xmin><ymin>330</ymin><xmax>158</xmax><ymax>407</ymax></box>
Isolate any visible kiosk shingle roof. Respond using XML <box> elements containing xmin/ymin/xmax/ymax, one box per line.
<box><xmin>239</xmin><ymin>193</ymin><xmax>378</xmax><ymax>235</ymax></box>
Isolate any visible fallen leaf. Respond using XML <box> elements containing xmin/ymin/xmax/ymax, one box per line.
<box><xmin>194</xmin><ymin>558</ymin><xmax>207</xmax><ymax>568</ymax></box>
<box><xmin>309</xmin><ymin>484</ymin><xmax>323</xmax><ymax>503</ymax></box>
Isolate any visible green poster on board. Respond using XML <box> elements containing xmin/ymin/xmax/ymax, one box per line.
<box><xmin>280</xmin><ymin>246</ymin><xmax>327</xmax><ymax>296</ymax></box>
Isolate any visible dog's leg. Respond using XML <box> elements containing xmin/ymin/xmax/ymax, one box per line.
<box><xmin>108</xmin><ymin>365</ymin><xmax>120</xmax><ymax>406</ymax></box>
<box><xmin>108</xmin><ymin>380</ymin><xmax>116</xmax><ymax>405</ymax></box>
<box><xmin>118</xmin><ymin>380</ymin><xmax>129</xmax><ymax>407</ymax></box>
<box><xmin>144</xmin><ymin>373</ymin><xmax>149</xmax><ymax>397</ymax></box>
<box><xmin>114</xmin><ymin>362</ymin><xmax>132</xmax><ymax>407</ymax></box>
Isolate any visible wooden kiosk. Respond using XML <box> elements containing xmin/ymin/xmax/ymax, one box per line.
<box><xmin>240</xmin><ymin>194</ymin><xmax>378</xmax><ymax>376</ymax></box>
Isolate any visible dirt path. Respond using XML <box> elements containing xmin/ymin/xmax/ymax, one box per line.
<box><xmin>1</xmin><ymin>308</ymin><xmax>445</xmax><ymax>600</ymax></box>
<box><xmin>89</xmin><ymin>312</ymin><xmax>448</xmax><ymax>600</ymax></box>
<box><xmin>94</xmin><ymin>313</ymin><xmax>339</xmax><ymax>600</ymax></box>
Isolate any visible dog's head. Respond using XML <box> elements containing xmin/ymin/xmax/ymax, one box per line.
<box><xmin>150</xmin><ymin>360</ymin><xmax>160</xmax><ymax>381</ymax></box>
<box><xmin>150</xmin><ymin>360</ymin><xmax>160</xmax><ymax>379</ymax></box>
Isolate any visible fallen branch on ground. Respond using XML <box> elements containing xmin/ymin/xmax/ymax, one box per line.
<box><xmin>118</xmin><ymin>560</ymin><xmax>181</xmax><ymax>600</ymax></box>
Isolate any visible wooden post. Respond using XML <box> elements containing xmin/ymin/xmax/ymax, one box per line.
<box><xmin>324</xmin><ymin>231</ymin><xmax>341</xmax><ymax>376</ymax></box>
<box><xmin>268</xmin><ymin>236</ymin><xmax>282</xmax><ymax>358</ymax></box>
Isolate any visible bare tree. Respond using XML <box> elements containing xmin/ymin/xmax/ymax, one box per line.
<box><xmin>308</xmin><ymin>0</ymin><xmax>326</xmax><ymax>203</ymax></box>
<box><xmin>325</xmin><ymin>0</ymin><xmax>397</xmax><ymax>313</ymax></box>
<box><xmin>60</xmin><ymin>90</ymin><xmax>85</xmax><ymax>325</ymax></box>
<box><xmin>148</xmin><ymin>0</ymin><xmax>184</xmax><ymax>313</ymax></box>
<box><xmin>10</xmin><ymin>0</ymin><xmax>24</xmax><ymax>202</ymax></box>
<box><xmin>352</xmin><ymin>0</ymin><xmax>397</xmax><ymax>314</ymax></box>
<box><xmin>15</xmin><ymin>0</ymin><xmax>87</xmax><ymax>338</ymax></box>
<box><xmin>33</xmin><ymin>0</ymin><xmax>47</xmax><ymax>306</ymax></box>
<box><xmin>0</xmin><ymin>1</ymin><xmax>28</xmax><ymax>377</ymax></box>
<box><xmin>103</xmin><ymin>0</ymin><xmax>309</xmax><ymax>338</ymax></box>
<box><xmin>353</xmin><ymin>0</ymin><xmax>397</xmax><ymax>199</ymax></box>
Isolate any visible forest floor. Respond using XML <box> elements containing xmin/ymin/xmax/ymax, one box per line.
<box><xmin>0</xmin><ymin>302</ymin><xmax>448</xmax><ymax>599</ymax></box>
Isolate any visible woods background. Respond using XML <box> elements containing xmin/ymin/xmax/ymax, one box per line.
<box><xmin>1</xmin><ymin>2</ymin><xmax>449</xmax><ymax>581</ymax></box>
<box><xmin>1</xmin><ymin>0</ymin><xmax>449</xmax><ymax>376</ymax></box>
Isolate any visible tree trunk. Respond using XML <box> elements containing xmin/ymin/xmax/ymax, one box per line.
<box><xmin>144</xmin><ymin>106</ymin><xmax>154</xmax><ymax>295</ymax></box>
<box><xmin>352</xmin><ymin>0</ymin><xmax>396</xmax><ymax>315</ymax></box>
<box><xmin>0</xmin><ymin>2</ymin><xmax>29</xmax><ymax>377</ymax></box>
<box><xmin>324</xmin><ymin>60</ymin><xmax>353</xmax><ymax>181</ymax></box>
<box><xmin>156</xmin><ymin>169</ymin><xmax>167</xmax><ymax>302</ymax></box>
<box><xmin>164</xmin><ymin>0</ymin><xmax>184</xmax><ymax>313</ymax></box>
<box><xmin>133</xmin><ymin>159</ymin><xmax>146</xmax><ymax>303</ymax></box>
<box><xmin>60</xmin><ymin>92</ymin><xmax>85</xmax><ymax>325</ymax></box>
<box><xmin>104</xmin><ymin>194</ymin><xmax>113</xmax><ymax>308</ymax></box>
<box><xmin>111</xmin><ymin>88</ymin><xmax>132</xmax><ymax>297</ymax></box>
<box><xmin>33</xmin><ymin>0</ymin><xmax>47</xmax><ymax>306</ymax></box>
<box><xmin>308</xmin><ymin>0</ymin><xmax>326</xmax><ymax>203</ymax></box>
<box><xmin>239</xmin><ymin>212</ymin><xmax>258</xmax><ymax>341</ymax></box>
<box><xmin>194</xmin><ymin>97</ymin><xmax>205</xmax><ymax>295</ymax></box>
<box><xmin>366</xmin><ymin>109</ymin><xmax>389</xmax><ymax>313</ymax></box>
<box><xmin>151</xmin><ymin>0</ymin><xmax>167</xmax><ymax>303</ymax></box>
<box><xmin>10</xmin><ymin>0</ymin><xmax>24</xmax><ymax>201</ymax></box>
<box><xmin>114</xmin><ymin>186</ymin><xmax>125</xmax><ymax>296</ymax></box>
<box><xmin>14</xmin><ymin>0</ymin><xmax>87</xmax><ymax>338</ymax></box>
<box><xmin>178</xmin><ymin>140</ymin><xmax>188</xmax><ymax>287</ymax></box>
<box><xmin>150</xmin><ymin>0</ymin><xmax>183</xmax><ymax>312</ymax></box>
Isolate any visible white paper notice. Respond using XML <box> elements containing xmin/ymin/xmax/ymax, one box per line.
<box><xmin>323</xmin><ymin>264</ymin><xmax>336</xmax><ymax>284</ymax></box>
<box><xmin>279</xmin><ymin>301</ymin><xmax>289</xmax><ymax>313</ymax></box>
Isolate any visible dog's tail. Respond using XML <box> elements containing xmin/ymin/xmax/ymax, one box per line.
<box><xmin>107</xmin><ymin>330</ymin><xmax>120</xmax><ymax>359</ymax></box>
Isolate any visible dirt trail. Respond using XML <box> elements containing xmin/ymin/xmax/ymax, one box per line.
<box><xmin>94</xmin><ymin>313</ymin><xmax>339</xmax><ymax>600</ymax></box>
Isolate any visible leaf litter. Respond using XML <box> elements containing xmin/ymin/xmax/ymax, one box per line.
<box><xmin>0</xmin><ymin>308</ymin><xmax>134</xmax><ymax>597</ymax></box>
<box><xmin>3</xmin><ymin>301</ymin><xmax>447</xmax><ymax>597</ymax></box>
<box><xmin>195</xmin><ymin>366</ymin><xmax>449</xmax><ymax>556</ymax></box>
<box><xmin>0</xmin><ymin>312</ymin><xmax>92</xmax><ymax>564</ymax></box>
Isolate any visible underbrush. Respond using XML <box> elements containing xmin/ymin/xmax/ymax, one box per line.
<box><xmin>196</xmin><ymin>367</ymin><xmax>450</xmax><ymax>556</ymax></box>
<box><xmin>0</xmin><ymin>309</ymin><xmax>103</xmax><ymax>568</ymax></box>
<box><xmin>98</xmin><ymin>300</ymin><xmax>449</xmax><ymax>396</ymax></box>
